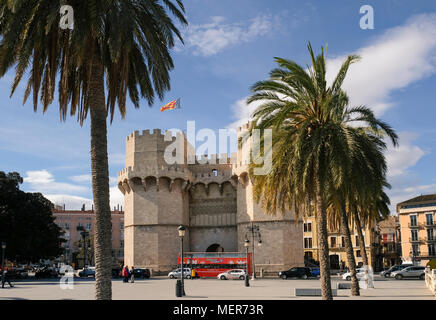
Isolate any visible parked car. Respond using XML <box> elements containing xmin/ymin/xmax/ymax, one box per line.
<box><xmin>217</xmin><ymin>269</ymin><xmax>247</xmax><ymax>280</ymax></box>
<box><xmin>278</xmin><ymin>267</ymin><xmax>312</xmax><ymax>279</ymax></box>
<box><xmin>168</xmin><ymin>268</ymin><xmax>191</xmax><ymax>279</ymax></box>
<box><xmin>310</xmin><ymin>267</ymin><xmax>320</xmax><ymax>278</ymax></box>
<box><xmin>6</xmin><ymin>268</ymin><xmax>28</xmax><ymax>279</ymax></box>
<box><xmin>34</xmin><ymin>266</ymin><xmax>58</xmax><ymax>279</ymax></box>
<box><xmin>391</xmin><ymin>266</ymin><xmax>426</xmax><ymax>280</ymax></box>
<box><xmin>112</xmin><ymin>267</ymin><xmax>122</xmax><ymax>278</ymax></box>
<box><xmin>342</xmin><ymin>267</ymin><xmax>366</xmax><ymax>281</ymax></box>
<box><xmin>380</xmin><ymin>264</ymin><xmax>413</xmax><ymax>278</ymax></box>
<box><xmin>78</xmin><ymin>267</ymin><xmax>95</xmax><ymax>278</ymax></box>
<box><xmin>132</xmin><ymin>268</ymin><xmax>150</xmax><ymax>279</ymax></box>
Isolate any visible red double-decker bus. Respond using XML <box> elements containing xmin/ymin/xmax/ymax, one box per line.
<box><xmin>177</xmin><ymin>252</ymin><xmax>252</xmax><ymax>278</ymax></box>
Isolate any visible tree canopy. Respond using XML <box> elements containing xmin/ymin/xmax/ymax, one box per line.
<box><xmin>0</xmin><ymin>171</ymin><xmax>65</xmax><ymax>263</ymax></box>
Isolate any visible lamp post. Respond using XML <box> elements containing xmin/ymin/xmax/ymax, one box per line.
<box><xmin>246</xmin><ymin>223</ymin><xmax>262</xmax><ymax>280</ymax></box>
<box><xmin>178</xmin><ymin>225</ymin><xmax>186</xmax><ymax>296</ymax></box>
<box><xmin>244</xmin><ymin>239</ymin><xmax>250</xmax><ymax>287</ymax></box>
<box><xmin>76</xmin><ymin>226</ymin><xmax>89</xmax><ymax>268</ymax></box>
<box><xmin>1</xmin><ymin>242</ymin><xmax>6</xmax><ymax>287</ymax></box>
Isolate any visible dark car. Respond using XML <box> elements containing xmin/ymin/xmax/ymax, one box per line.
<box><xmin>78</xmin><ymin>267</ymin><xmax>95</xmax><ymax>278</ymax></box>
<box><xmin>35</xmin><ymin>266</ymin><xmax>58</xmax><ymax>279</ymax></box>
<box><xmin>132</xmin><ymin>268</ymin><xmax>150</xmax><ymax>279</ymax></box>
<box><xmin>112</xmin><ymin>267</ymin><xmax>122</xmax><ymax>278</ymax></box>
<box><xmin>278</xmin><ymin>267</ymin><xmax>312</xmax><ymax>279</ymax></box>
<box><xmin>310</xmin><ymin>267</ymin><xmax>320</xmax><ymax>277</ymax></box>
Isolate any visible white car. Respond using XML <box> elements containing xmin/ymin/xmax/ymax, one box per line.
<box><xmin>342</xmin><ymin>268</ymin><xmax>366</xmax><ymax>281</ymax></box>
<box><xmin>217</xmin><ymin>269</ymin><xmax>247</xmax><ymax>280</ymax></box>
<box><xmin>168</xmin><ymin>268</ymin><xmax>191</xmax><ymax>279</ymax></box>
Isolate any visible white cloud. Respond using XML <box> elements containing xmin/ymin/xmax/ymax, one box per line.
<box><xmin>385</xmin><ymin>132</ymin><xmax>427</xmax><ymax>177</ymax></box>
<box><xmin>185</xmin><ymin>14</ymin><xmax>274</xmax><ymax>56</ymax></box>
<box><xmin>326</xmin><ymin>13</ymin><xmax>436</xmax><ymax>116</ymax></box>
<box><xmin>228</xmin><ymin>14</ymin><xmax>436</xmax><ymax>129</ymax></box>
<box><xmin>227</xmin><ymin>97</ymin><xmax>262</xmax><ymax>129</ymax></box>
<box><xmin>69</xmin><ymin>174</ymin><xmax>92</xmax><ymax>183</ymax></box>
<box><xmin>24</xmin><ymin>170</ymin><xmax>89</xmax><ymax>194</ymax></box>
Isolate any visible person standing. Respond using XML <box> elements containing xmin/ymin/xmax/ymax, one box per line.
<box><xmin>122</xmin><ymin>266</ymin><xmax>129</xmax><ymax>283</ymax></box>
<box><xmin>130</xmin><ymin>266</ymin><xmax>135</xmax><ymax>283</ymax></box>
<box><xmin>1</xmin><ymin>268</ymin><xmax>14</xmax><ymax>288</ymax></box>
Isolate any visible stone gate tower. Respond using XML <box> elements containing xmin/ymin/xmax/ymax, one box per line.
<box><xmin>117</xmin><ymin>124</ymin><xmax>304</xmax><ymax>273</ymax></box>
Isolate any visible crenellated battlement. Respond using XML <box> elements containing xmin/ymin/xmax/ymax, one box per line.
<box><xmin>126</xmin><ymin>129</ymin><xmax>186</xmax><ymax>143</ymax></box>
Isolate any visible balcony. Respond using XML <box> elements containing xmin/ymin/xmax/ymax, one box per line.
<box><xmin>425</xmin><ymin>237</ymin><xmax>436</xmax><ymax>243</ymax></box>
<box><xmin>410</xmin><ymin>238</ymin><xmax>423</xmax><ymax>244</ymax></box>
<box><xmin>408</xmin><ymin>223</ymin><xmax>422</xmax><ymax>229</ymax></box>
<box><xmin>425</xmin><ymin>221</ymin><xmax>436</xmax><ymax>228</ymax></box>
<box><xmin>415</xmin><ymin>251</ymin><xmax>436</xmax><ymax>258</ymax></box>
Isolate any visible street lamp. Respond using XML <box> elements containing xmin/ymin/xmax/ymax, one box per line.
<box><xmin>178</xmin><ymin>225</ymin><xmax>186</xmax><ymax>296</ymax></box>
<box><xmin>246</xmin><ymin>223</ymin><xmax>262</xmax><ymax>280</ymax></box>
<box><xmin>1</xmin><ymin>242</ymin><xmax>6</xmax><ymax>287</ymax></box>
<box><xmin>244</xmin><ymin>239</ymin><xmax>250</xmax><ymax>287</ymax></box>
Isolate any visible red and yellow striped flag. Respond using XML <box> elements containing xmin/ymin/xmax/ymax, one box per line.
<box><xmin>160</xmin><ymin>98</ymin><xmax>181</xmax><ymax>112</ymax></box>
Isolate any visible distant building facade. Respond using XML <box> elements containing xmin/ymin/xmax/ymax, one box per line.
<box><xmin>53</xmin><ymin>207</ymin><xmax>124</xmax><ymax>267</ymax></box>
<box><xmin>117</xmin><ymin>125</ymin><xmax>304</xmax><ymax>274</ymax></box>
<box><xmin>377</xmin><ymin>216</ymin><xmax>402</xmax><ymax>268</ymax></box>
<box><xmin>397</xmin><ymin>194</ymin><xmax>436</xmax><ymax>266</ymax></box>
<box><xmin>303</xmin><ymin>212</ymin><xmax>378</xmax><ymax>270</ymax></box>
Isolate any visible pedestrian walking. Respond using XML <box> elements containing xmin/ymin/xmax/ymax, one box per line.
<box><xmin>130</xmin><ymin>266</ymin><xmax>135</xmax><ymax>283</ymax></box>
<box><xmin>1</xmin><ymin>269</ymin><xmax>14</xmax><ymax>288</ymax></box>
<box><xmin>122</xmin><ymin>266</ymin><xmax>130</xmax><ymax>283</ymax></box>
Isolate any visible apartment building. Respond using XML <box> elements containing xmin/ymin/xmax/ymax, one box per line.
<box><xmin>397</xmin><ymin>194</ymin><xmax>436</xmax><ymax>266</ymax></box>
<box><xmin>303</xmin><ymin>211</ymin><xmax>378</xmax><ymax>270</ymax></box>
<box><xmin>53</xmin><ymin>206</ymin><xmax>125</xmax><ymax>268</ymax></box>
<box><xmin>377</xmin><ymin>216</ymin><xmax>402</xmax><ymax>268</ymax></box>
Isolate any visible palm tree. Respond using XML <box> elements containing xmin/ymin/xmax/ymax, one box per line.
<box><xmin>247</xmin><ymin>43</ymin><xmax>397</xmax><ymax>300</ymax></box>
<box><xmin>0</xmin><ymin>0</ymin><xmax>187</xmax><ymax>300</ymax></box>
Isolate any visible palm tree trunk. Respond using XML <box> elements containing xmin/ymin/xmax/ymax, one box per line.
<box><xmin>339</xmin><ymin>204</ymin><xmax>359</xmax><ymax>296</ymax></box>
<box><xmin>89</xmin><ymin>57</ymin><xmax>112</xmax><ymax>300</ymax></box>
<box><xmin>315</xmin><ymin>180</ymin><xmax>333</xmax><ymax>300</ymax></box>
<box><xmin>353</xmin><ymin>208</ymin><xmax>372</xmax><ymax>288</ymax></box>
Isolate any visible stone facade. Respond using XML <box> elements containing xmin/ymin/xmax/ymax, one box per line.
<box><xmin>117</xmin><ymin>125</ymin><xmax>304</xmax><ymax>274</ymax></box>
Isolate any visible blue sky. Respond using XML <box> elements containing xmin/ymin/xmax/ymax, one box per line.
<box><xmin>1</xmin><ymin>0</ymin><xmax>436</xmax><ymax>212</ymax></box>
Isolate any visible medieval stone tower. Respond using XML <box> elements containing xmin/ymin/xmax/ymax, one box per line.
<box><xmin>117</xmin><ymin>124</ymin><xmax>304</xmax><ymax>273</ymax></box>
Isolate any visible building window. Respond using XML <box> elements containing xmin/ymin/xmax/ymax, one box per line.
<box><xmin>120</xmin><ymin>222</ymin><xmax>124</xmax><ymax>230</ymax></box>
<box><xmin>330</xmin><ymin>237</ymin><xmax>336</xmax><ymax>248</ymax></box>
<box><xmin>355</xmin><ymin>236</ymin><xmax>359</xmax><ymax>247</ymax></box>
<box><xmin>341</xmin><ymin>236</ymin><xmax>345</xmax><ymax>247</ymax></box>
<box><xmin>411</xmin><ymin>229</ymin><xmax>418</xmax><ymax>241</ymax></box>
<box><xmin>212</xmin><ymin>169</ymin><xmax>218</xmax><ymax>176</ymax></box>
<box><xmin>427</xmin><ymin>228</ymin><xmax>434</xmax><ymax>241</ymax></box>
<box><xmin>410</xmin><ymin>215</ymin><xmax>417</xmax><ymax>226</ymax></box>
<box><xmin>426</xmin><ymin>213</ymin><xmax>434</xmax><ymax>226</ymax></box>
<box><xmin>303</xmin><ymin>222</ymin><xmax>312</xmax><ymax>233</ymax></box>
<box><xmin>429</xmin><ymin>244</ymin><xmax>436</xmax><ymax>256</ymax></box>
<box><xmin>65</xmin><ymin>223</ymin><xmax>70</xmax><ymax>230</ymax></box>
<box><xmin>412</xmin><ymin>244</ymin><xmax>420</xmax><ymax>256</ymax></box>
<box><xmin>356</xmin><ymin>250</ymin><xmax>361</xmax><ymax>257</ymax></box>
<box><xmin>304</xmin><ymin>238</ymin><xmax>313</xmax><ymax>249</ymax></box>
<box><xmin>86</xmin><ymin>223</ymin><xmax>92</xmax><ymax>231</ymax></box>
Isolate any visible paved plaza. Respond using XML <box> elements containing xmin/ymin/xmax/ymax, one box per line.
<box><xmin>0</xmin><ymin>276</ymin><xmax>434</xmax><ymax>300</ymax></box>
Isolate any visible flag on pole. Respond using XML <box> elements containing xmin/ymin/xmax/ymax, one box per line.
<box><xmin>160</xmin><ymin>98</ymin><xmax>181</xmax><ymax>112</ymax></box>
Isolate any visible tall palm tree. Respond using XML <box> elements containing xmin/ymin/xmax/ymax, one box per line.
<box><xmin>247</xmin><ymin>43</ymin><xmax>397</xmax><ymax>300</ymax></box>
<box><xmin>0</xmin><ymin>0</ymin><xmax>187</xmax><ymax>300</ymax></box>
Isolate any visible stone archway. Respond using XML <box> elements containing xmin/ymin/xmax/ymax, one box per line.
<box><xmin>206</xmin><ymin>243</ymin><xmax>224</xmax><ymax>252</ymax></box>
